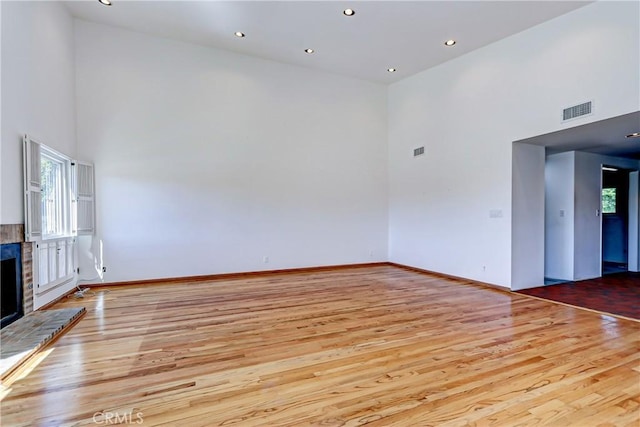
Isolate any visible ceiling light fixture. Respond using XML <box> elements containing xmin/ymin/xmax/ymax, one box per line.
<box><xmin>304</xmin><ymin>48</ymin><xmax>315</xmax><ymax>54</ymax></box>
<box><xmin>626</xmin><ymin>132</ymin><xmax>640</xmax><ymax>138</ymax></box>
<box><xmin>234</xmin><ymin>32</ymin><xmax>245</xmax><ymax>38</ymax></box>
<box><xmin>98</xmin><ymin>0</ymin><xmax>112</xmax><ymax>5</ymax></box>
<box><xmin>444</xmin><ymin>39</ymin><xmax>456</xmax><ymax>46</ymax></box>
<box><xmin>343</xmin><ymin>9</ymin><xmax>355</xmax><ymax>16</ymax></box>
<box><xmin>387</xmin><ymin>68</ymin><xmax>396</xmax><ymax>73</ymax></box>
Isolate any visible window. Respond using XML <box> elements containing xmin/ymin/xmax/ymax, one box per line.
<box><xmin>23</xmin><ymin>134</ymin><xmax>96</xmax><ymax>242</ymax></box>
<box><xmin>602</xmin><ymin>188</ymin><xmax>616</xmax><ymax>214</ymax></box>
<box><xmin>41</xmin><ymin>148</ymin><xmax>71</xmax><ymax>238</ymax></box>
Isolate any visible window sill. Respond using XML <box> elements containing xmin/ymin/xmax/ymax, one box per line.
<box><xmin>41</xmin><ymin>234</ymin><xmax>74</xmax><ymax>242</ymax></box>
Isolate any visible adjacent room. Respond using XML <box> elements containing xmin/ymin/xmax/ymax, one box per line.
<box><xmin>1</xmin><ymin>0</ymin><xmax>639</xmax><ymax>425</ymax></box>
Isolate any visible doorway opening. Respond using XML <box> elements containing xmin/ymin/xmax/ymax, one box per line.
<box><xmin>511</xmin><ymin>111</ymin><xmax>640</xmax><ymax>291</ymax></box>
<box><xmin>601</xmin><ymin>166</ymin><xmax>630</xmax><ymax>274</ymax></box>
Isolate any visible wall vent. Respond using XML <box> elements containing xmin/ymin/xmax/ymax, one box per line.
<box><xmin>563</xmin><ymin>101</ymin><xmax>592</xmax><ymax>121</ymax></box>
<box><xmin>413</xmin><ymin>146</ymin><xmax>425</xmax><ymax>157</ymax></box>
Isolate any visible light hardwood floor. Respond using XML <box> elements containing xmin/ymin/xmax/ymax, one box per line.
<box><xmin>1</xmin><ymin>265</ymin><xmax>638</xmax><ymax>426</ymax></box>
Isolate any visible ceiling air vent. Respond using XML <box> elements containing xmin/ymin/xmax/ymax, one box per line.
<box><xmin>563</xmin><ymin>101</ymin><xmax>592</xmax><ymax>121</ymax></box>
<box><xmin>413</xmin><ymin>146</ymin><xmax>425</xmax><ymax>157</ymax></box>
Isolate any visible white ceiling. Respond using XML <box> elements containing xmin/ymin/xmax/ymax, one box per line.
<box><xmin>63</xmin><ymin>0</ymin><xmax>591</xmax><ymax>84</ymax></box>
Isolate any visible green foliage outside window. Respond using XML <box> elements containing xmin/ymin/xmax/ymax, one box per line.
<box><xmin>602</xmin><ymin>188</ymin><xmax>616</xmax><ymax>214</ymax></box>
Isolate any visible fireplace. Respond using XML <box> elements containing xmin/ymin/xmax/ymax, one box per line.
<box><xmin>0</xmin><ymin>224</ymin><xmax>33</xmax><ymax>320</ymax></box>
<box><xmin>1</xmin><ymin>243</ymin><xmax>24</xmax><ymax>328</ymax></box>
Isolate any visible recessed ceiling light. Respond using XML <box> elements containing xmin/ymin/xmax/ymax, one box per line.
<box><xmin>444</xmin><ymin>39</ymin><xmax>456</xmax><ymax>47</ymax></box>
<box><xmin>234</xmin><ymin>32</ymin><xmax>245</xmax><ymax>38</ymax></box>
<box><xmin>387</xmin><ymin>68</ymin><xmax>397</xmax><ymax>73</ymax></box>
<box><xmin>304</xmin><ymin>48</ymin><xmax>315</xmax><ymax>54</ymax></box>
<box><xmin>626</xmin><ymin>132</ymin><xmax>640</xmax><ymax>138</ymax></box>
<box><xmin>343</xmin><ymin>9</ymin><xmax>355</xmax><ymax>16</ymax></box>
<box><xmin>98</xmin><ymin>0</ymin><xmax>112</xmax><ymax>5</ymax></box>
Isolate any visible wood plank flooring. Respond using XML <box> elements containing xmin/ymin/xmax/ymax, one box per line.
<box><xmin>1</xmin><ymin>265</ymin><xmax>638</xmax><ymax>426</ymax></box>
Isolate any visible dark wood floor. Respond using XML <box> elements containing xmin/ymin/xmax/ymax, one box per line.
<box><xmin>519</xmin><ymin>272</ymin><xmax>640</xmax><ymax>320</ymax></box>
<box><xmin>1</xmin><ymin>265</ymin><xmax>638</xmax><ymax>426</ymax></box>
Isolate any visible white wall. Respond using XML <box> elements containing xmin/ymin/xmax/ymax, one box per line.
<box><xmin>0</xmin><ymin>3</ymin><xmax>3</xmax><ymax>219</ymax></box>
<box><xmin>388</xmin><ymin>1</ymin><xmax>640</xmax><ymax>288</ymax></box>
<box><xmin>3</xmin><ymin>1</ymin><xmax>637</xmax><ymax>291</ymax></box>
<box><xmin>544</xmin><ymin>152</ymin><xmax>575</xmax><ymax>281</ymax></box>
<box><xmin>75</xmin><ymin>21</ymin><xmax>388</xmax><ymax>283</ymax></box>
<box><xmin>1</xmin><ymin>0</ymin><xmax>77</xmax><ymax>224</ymax></box>
<box><xmin>511</xmin><ymin>143</ymin><xmax>545</xmax><ymax>290</ymax></box>
<box><xmin>1</xmin><ymin>1</ymin><xmax>78</xmax><ymax>309</ymax></box>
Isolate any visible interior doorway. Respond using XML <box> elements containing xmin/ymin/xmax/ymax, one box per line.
<box><xmin>511</xmin><ymin>111</ymin><xmax>640</xmax><ymax>291</ymax></box>
<box><xmin>601</xmin><ymin>166</ymin><xmax>631</xmax><ymax>274</ymax></box>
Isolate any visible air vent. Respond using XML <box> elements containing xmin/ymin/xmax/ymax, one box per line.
<box><xmin>413</xmin><ymin>146</ymin><xmax>425</xmax><ymax>157</ymax></box>
<box><xmin>563</xmin><ymin>101</ymin><xmax>592</xmax><ymax>121</ymax></box>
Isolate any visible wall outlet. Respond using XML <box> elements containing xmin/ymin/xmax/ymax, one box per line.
<box><xmin>369</xmin><ymin>250</ymin><xmax>374</xmax><ymax>258</ymax></box>
<box><xmin>263</xmin><ymin>256</ymin><xmax>269</xmax><ymax>264</ymax></box>
<box><xmin>102</xmin><ymin>266</ymin><xmax>107</xmax><ymax>273</ymax></box>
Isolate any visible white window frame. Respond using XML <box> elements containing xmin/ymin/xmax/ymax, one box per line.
<box><xmin>40</xmin><ymin>146</ymin><xmax>73</xmax><ymax>240</ymax></box>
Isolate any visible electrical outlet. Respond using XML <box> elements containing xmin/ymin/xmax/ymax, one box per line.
<box><xmin>102</xmin><ymin>266</ymin><xmax>107</xmax><ymax>273</ymax></box>
<box><xmin>263</xmin><ymin>256</ymin><xmax>269</xmax><ymax>264</ymax></box>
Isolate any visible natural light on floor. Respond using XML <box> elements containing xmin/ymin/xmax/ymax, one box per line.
<box><xmin>0</xmin><ymin>347</ymin><xmax>56</xmax><ymax>400</ymax></box>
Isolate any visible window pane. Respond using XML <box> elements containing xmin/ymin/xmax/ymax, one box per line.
<box><xmin>602</xmin><ymin>188</ymin><xmax>616</xmax><ymax>214</ymax></box>
<box><xmin>41</xmin><ymin>155</ymin><xmax>64</xmax><ymax>236</ymax></box>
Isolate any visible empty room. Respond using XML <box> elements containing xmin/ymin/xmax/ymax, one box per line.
<box><xmin>1</xmin><ymin>1</ymin><xmax>639</xmax><ymax>426</ymax></box>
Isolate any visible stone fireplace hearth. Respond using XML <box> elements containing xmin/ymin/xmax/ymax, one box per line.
<box><xmin>0</xmin><ymin>225</ymin><xmax>34</xmax><ymax>319</ymax></box>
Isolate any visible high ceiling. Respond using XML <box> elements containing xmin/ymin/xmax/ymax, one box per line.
<box><xmin>63</xmin><ymin>1</ymin><xmax>591</xmax><ymax>84</ymax></box>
